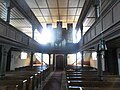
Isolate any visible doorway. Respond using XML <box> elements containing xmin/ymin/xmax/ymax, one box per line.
<box><xmin>56</xmin><ymin>55</ymin><xmax>64</xmax><ymax>70</ymax></box>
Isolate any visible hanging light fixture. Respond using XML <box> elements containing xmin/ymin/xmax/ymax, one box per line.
<box><xmin>98</xmin><ymin>39</ymin><xmax>107</xmax><ymax>51</ymax></box>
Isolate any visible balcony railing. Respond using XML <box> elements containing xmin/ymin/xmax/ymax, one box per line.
<box><xmin>79</xmin><ymin>0</ymin><xmax>120</xmax><ymax>50</ymax></box>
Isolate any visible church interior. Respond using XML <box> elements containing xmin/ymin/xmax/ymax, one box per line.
<box><xmin>0</xmin><ymin>0</ymin><xmax>120</xmax><ymax>90</ymax></box>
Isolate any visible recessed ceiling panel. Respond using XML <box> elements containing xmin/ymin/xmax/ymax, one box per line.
<box><xmin>68</xmin><ymin>8</ymin><xmax>77</xmax><ymax>15</ymax></box>
<box><xmin>83</xmin><ymin>18</ymin><xmax>95</xmax><ymax>27</ymax></box>
<box><xmin>0</xmin><ymin>3</ymin><xmax>7</xmax><ymax>20</ymax></box>
<box><xmin>47</xmin><ymin>0</ymin><xmax>57</xmax><ymax>8</ymax></box>
<box><xmin>44</xmin><ymin>17</ymin><xmax>52</xmax><ymax>23</ymax></box>
<box><xmin>87</xmin><ymin>7</ymin><xmax>95</xmax><ymax>17</ymax></box>
<box><xmin>69</xmin><ymin>0</ymin><xmax>79</xmax><ymax>7</ymax></box>
<box><xmin>67</xmin><ymin>16</ymin><xmax>74</xmax><ymax>22</ymax></box>
<box><xmin>60</xmin><ymin>16</ymin><xmax>67</xmax><ymax>22</ymax></box>
<box><xmin>41</xmin><ymin>9</ymin><xmax>50</xmax><ymax>16</ymax></box>
<box><xmin>50</xmin><ymin>9</ymin><xmax>58</xmax><ymax>16</ymax></box>
<box><xmin>58</xmin><ymin>0</ymin><xmax>68</xmax><ymax>8</ymax></box>
<box><xmin>83</xmin><ymin>18</ymin><xmax>89</xmax><ymax>26</ymax></box>
<box><xmin>87</xmin><ymin>18</ymin><xmax>95</xmax><ymax>26</ymax></box>
<box><xmin>76</xmin><ymin>8</ymin><xmax>82</xmax><ymax>15</ymax></box>
<box><xmin>25</xmin><ymin>0</ymin><xmax>38</xmax><ymax>8</ymax></box>
<box><xmin>59</xmin><ymin>9</ymin><xmax>67</xmax><ymax>16</ymax></box>
<box><xmin>52</xmin><ymin>17</ymin><xmax>59</xmax><ymax>22</ymax></box>
<box><xmin>37</xmin><ymin>17</ymin><xmax>46</xmax><ymax>23</ymax></box>
<box><xmin>74</xmin><ymin>16</ymin><xmax>79</xmax><ymax>22</ymax></box>
<box><xmin>10</xmin><ymin>19</ymin><xmax>31</xmax><ymax>28</ymax></box>
<box><xmin>31</xmin><ymin>9</ymin><xmax>42</xmax><ymax>17</ymax></box>
<box><xmin>36</xmin><ymin>0</ymin><xmax>48</xmax><ymax>8</ymax></box>
<box><xmin>79</xmin><ymin>0</ymin><xmax>85</xmax><ymax>7</ymax></box>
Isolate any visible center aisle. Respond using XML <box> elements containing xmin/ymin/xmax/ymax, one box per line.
<box><xmin>42</xmin><ymin>71</ymin><xmax>63</xmax><ymax>90</ymax></box>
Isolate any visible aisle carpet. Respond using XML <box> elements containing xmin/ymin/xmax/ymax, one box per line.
<box><xmin>42</xmin><ymin>71</ymin><xmax>63</xmax><ymax>90</ymax></box>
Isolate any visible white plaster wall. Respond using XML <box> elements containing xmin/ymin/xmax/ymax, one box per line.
<box><xmin>43</xmin><ymin>54</ymin><xmax>49</xmax><ymax>65</ymax></box>
<box><xmin>90</xmin><ymin>52</ymin><xmax>97</xmax><ymax>68</ymax></box>
<box><xmin>67</xmin><ymin>54</ymin><xmax>76</xmax><ymax>65</ymax></box>
<box><xmin>10</xmin><ymin>51</ymin><xmax>31</xmax><ymax>70</ymax></box>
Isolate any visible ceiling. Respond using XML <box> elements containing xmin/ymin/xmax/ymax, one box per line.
<box><xmin>0</xmin><ymin>0</ymin><xmax>95</xmax><ymax>37</ymax></box>
<box><xmin>25</xmin><ymin>0</ymin><xmax>85</xmax><ymax>28</ymax></box>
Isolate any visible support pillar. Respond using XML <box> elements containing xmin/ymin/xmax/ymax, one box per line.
<box><xmin>30</xmin><ymin>52</ymin><xmax>34</xmax><ymax>68</ymax></box>
<box><xmin>6</xmin><ymin>7</ymin><xmax>11</xmax><ymax>23</ymax></box>
<box><xmin>94</xmin><ymin>5</ymin><xmax>98</xmax><ymax>20</ymax></box>
<box><xmin>97</xmin><ymin>50</ymin><xmax>103</xmax><ymax>80</ymax></box>
<box><xmin>0</xmin><ymin>46</ymin><xmax>10</xmax><ymax>76</ymax></box>
<box><xmin>64</xmin><ymin>54</ymin><xmax>67</xmax><ymax>70</ymax></box>
<box><xmin>30</xmin><ymin>25</ymin><xmax>35</xmax><ymax>68</ymax></box>
<box><xmin>5</xmin><ymin>0</ymin><xmax>11</xmax><ymax>23</ymax></box>
<box><xmin>49</xmin><ymin>54</ymin><xmax>51</xmax><ymax>67</ymax></box>
<box><xmin>81</xmin><ymin>51</ymin><xmax>84</xmax><ymax>68</ymax></box>
<box><xmin>97</xmin><ymin>39</ymin><xmax>107</xmax><ymax>80</ymax></box>
<box><xmin>41</xmin><ymin>53</ymin><xmax>43</xmax><ymax>69</ymax></box>
<box><xmin>76</xmin><ymin>53</ymin><xmax>77</xmax><ymax>70</ymax></box>
<box><xmin>53</xmin><ymin>54</ymin><xmax>55</xmax><ymax>71</ymax></box>
<box><xmin>93</xmin><ymin>0</ymin><xmax>99</xmax><ymax>20</ymax></box>
<box><xmin>32</xmin><ymin>25</ymin><xmax>35</xmax><ymax>39</ymax></box>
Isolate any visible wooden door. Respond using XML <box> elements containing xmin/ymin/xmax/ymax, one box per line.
<box><xmin>56</xmin><ymin>55</ymin><xmax>64</xmax><ymax>70</ymax></box>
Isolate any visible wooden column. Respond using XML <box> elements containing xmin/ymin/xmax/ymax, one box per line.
<box><xmin>64</xmin><ymin>54</ymin><xmax>67</xmax><ymax>70</ymax></box>
<box><xmin>49</xmin><ymin>54</ymin><xmax>51</xmax><ymax>67</ymax></box>
<box><xmin>41</xmin><ymin>53</ymin><xmax>43</xmax><ymax>68</ymax></box>
<box><xmin>0</xmin><ymin>45</ymin><xmax>10</xmax><ymax>76</ymax></box>
<box><xmin>30</xmin><ymin>25</ymin><xmax>35</xmax><ymax>68</ymax></box>
<box><xmin>53</xmin><ymin>54</ymin><xmax>55</xmax><ymax>71</ymax></box>
<box><xmin>81</xmin><ymin>51</ymin><xmax>84</xmax><ymax>68</ymax></box>
<box><xmin>32</xmin><ymin>25</ymin><xmax>35</xmax><ymax>39</ymax></box>
<box><xmin>30</xmin><ymin>52</ymin><xmax>34</xmax><ymax>68</ymax></box>
<box><xmin>97</xmin><ymin>50</ymin><xmax>103</xmax><ymax>80</ymax></box>
<box><xmin>5</xmin><ymin>0</ymin><xmax>11</xmax><ymax>23</ymax></box>
<box><xmin>76</xmin><ymin>53</ymin><xmax>77</xmax><ymax>70</ymax></box>
<box><xmin>93</xmin><ymin>0</ymin><xmax>99</xmax><ymax>20</ymax></box>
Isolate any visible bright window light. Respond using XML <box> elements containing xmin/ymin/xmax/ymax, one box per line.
<box><xmin>21</xmin><ymin>52</ymin><xmax>27</xmax><ymax>59</ymax></box>
<box><xmin>73</xmin><ymin>29</ymin><xmax>77</xmax><ymax>43</ymax></box>
<box><xmin>92</xmin><ymin>52</ymin><xmax>97</xmax><ymax>60</ymax></box>
<box><xmin>76</xmin><ymin>29</ymin><xmax>81</xmax><ymax>43</ymax></box>
<box><xmin>42</xmin><ymin>28</ymin><xmax>51</xmax><ymax>43</ymax></box>
<box><xmin>77</xmin><ymin>52</ymin><xmax>81</xmax><ymax>60</ymax></box>
<box><xmin>73</xmin><ymin>29</ymin><xmax>81</xmax><ymax>43</ymax></box>
<box><xmin>35</xmin><ymin>28</ymin><xmax>52</xmax><ymax>44</ymax></box>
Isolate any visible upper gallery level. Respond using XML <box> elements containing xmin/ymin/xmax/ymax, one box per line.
<box><xmin>0</xmin><ymin>0</ymin><xmax>119</xmax><ymax>53</ymax></box>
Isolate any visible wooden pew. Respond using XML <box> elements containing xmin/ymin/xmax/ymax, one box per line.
<box><xmin>0</xmin><ymin>80</ymin><xmax>27</xmax><ymax>90</ymax></box>
<box><xmin>67</xmin><ymin>81</ymin><xmax>120</xmax><ymax>88</ymax></box>
<box><xmin>0</xmin><ymin>85</ymin><xmax>7</xmax><ymax>90</ymax></box>
<box><xmin>14</xmin><ymin>66</ymin><xmax>51</xmax><ymax>89</ymax></box>
<box><xmin>66</xmin><ymin>73</ymin><xmax>120</xmax><ymax>78</ymax></box>
<box><xmin>68</xmin><ymin>87</ymin><xmax>120</xmax><ymax>90</ymax></box>
<box><xmin>6</xmin><ymin>72</ymin><xmax>35</xmax><ymax>90</ymax></box>
<box><xmin>0</xmin><ymin>85</ymin><xmax>20</xmax><ymax>90</ymax></box>
<box><xmin>67</xmin><ymin>76</ymin><xmax>120</xmax><ymax>81</ymax></box>
<box><xmin>15</xmin><ymin>67</ymin><xmax>43</xmax><ymax>89</ymax></box>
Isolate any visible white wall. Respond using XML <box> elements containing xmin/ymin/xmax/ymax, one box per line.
<box><xmin>90</xmin><ymin>52</ymin><xmax>97</xmax><ymax>68</ymax></box>
<box><xmin>43</xmin><ymin>54</ymin><xmax>49</xmax><ymax>65</ymax></box>
<box><xmin>67</xmin><ymin>54</ymin><xmax>76</xmax><ymax>65</ymax></box>
<box><xmin>10</xmin><ymin>51</ymin><xmax>31</xmax><ymax>70</ymax></box>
